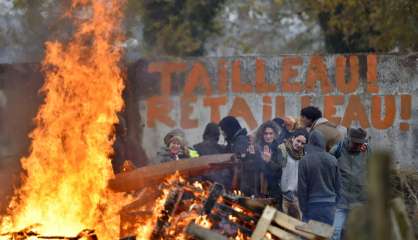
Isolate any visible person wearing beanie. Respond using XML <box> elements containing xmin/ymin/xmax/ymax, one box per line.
<box><xmin>330</xmin><ymin>128</ymin><xmax>370</xmax><ymax>240</ymax></box>
<box><xmin>218</xmin><ymin>116</ymin><xmax>253</xmax><ymax>195</ymax></box>
<box><xmin>157</xmin><ymin>129</ymin><xmax>199</xmax><ymax>163</ymax></box>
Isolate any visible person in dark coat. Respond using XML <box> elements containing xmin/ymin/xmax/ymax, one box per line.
<box><xmin>298</xmin><ymin>130</ymin><xmax>341</xmax><ymax>225</ymax></box>
<box><xmin>193</xmin><ymin>122</ymin><xmax>229</xmax><ymax>187</ymax></box>
<box><xmin>218</xmin><ymin>116</ymin><xmax>253</xmax><ymax>195</ymax></box>
<box><xmin>194</xmin><ymin>122</ymin><xmax>225</xmax><ymax>155</ymax></box>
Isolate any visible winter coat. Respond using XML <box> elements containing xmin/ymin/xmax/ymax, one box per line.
<box><xmin>156</xmin><ymin>147</ymin><xmax>199</xmax><ymax>163</ymax></box>
<box><xmin>298</xmin><ymin>130</ymin><xmax>341</xmax><ymax>215</ymax></box>
<box><xmin>330</xmin><ymin>140</ymin><xmax>370</xmax><ymax>209</ymax></box>
<box><xmin>311</xmin><ymin>118</ymin><xmax>343</xmax><ymax>151</ymax></box>
<box><xmin>194</xmin><ymin>140</ymin><xmax>226</xmax><ymax>156</ymax></box>
<box><xmin>193</xmin><ymin>139</ymin><xmax>231</xmax><ymax>189</ymax></box>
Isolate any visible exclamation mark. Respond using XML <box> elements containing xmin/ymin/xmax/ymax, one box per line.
<box><xmin>400</xmin><ymin>95</ymin><xmax>412</xmax><ymax>131</ymax></box>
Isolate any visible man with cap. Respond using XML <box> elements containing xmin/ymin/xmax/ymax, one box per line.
<box><xmin>330</xmin><ymin>128</ymin><xmax>370</xmax><ymax>240</ymax></box>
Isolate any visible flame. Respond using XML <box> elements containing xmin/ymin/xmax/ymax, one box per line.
<box><xmin>0</xmin><ymin>0</ymin><xmax>127</xmax><ymax>239</ymax></box>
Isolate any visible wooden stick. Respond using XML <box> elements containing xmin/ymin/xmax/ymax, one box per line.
<box><xmin>109</xmin><ymin>154</ymin><xmax>233</xmax><ymax>192</ymax></box>
<box><xmin>185</xmin><ymin>222</ymin><xmax>228</xmax><ymax>240</ymax></box>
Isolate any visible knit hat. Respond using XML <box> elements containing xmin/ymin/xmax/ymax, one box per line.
<box><xmin>203</xmin><ymin>122</ymin><xmax>220</xmax><ymax>141</ymax></box>
<box><xmin>219</xmin><ymin>116</ymin><xmax>242</xmax><ymax>141</ymax></box>
<box><xmin>164</xmin><ymin>129</ymin><xmax>186</xmax><ymax>146</ymax></box>
<box><xmin>348</xmin><ymin>128</ymin><xmax>367</xmax><ymax>143</ymax></box>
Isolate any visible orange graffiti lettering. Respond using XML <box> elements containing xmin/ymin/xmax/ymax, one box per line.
<box><xmin>180</xmin><ymin>96</ymin><xmax>198</xmax><ymax>129</ymax></box>
<box><xmin>232</xmin><ymin>60</ymin><xmax>252</xmax><ymax>93</ymax></box>
<box><xmin>203</xmin><ymin>96</ymin><xmax>228</xmax><ymax>123</ymax></box>
<box><xmin>184</xmin><ymin>62</ymin><xmax>212</xmax><ymax>96</ymax></box>
<box><xmin>324</xmin><ymin>95</ymin><xmax>344</xmax><ymax>125</ymax></box>
<box><xmin>263</xmin><ymin>96</ymin><xmax>273</xmax><ymax>122</ymax></box>
<box><xmin>275</xmin><ymin>96</ymin><xmax>285</xmax><ymax>117</ymax></box>
<box><xmin>229</xmin><ymin>96</ymin><xmax>257</xmax><ymax>130</ymax></box>
<box><xmin>342</xmin><ymin>95</ymin><xmax>370</xmax><ymax>128</ymax></box>
<box><xmin>148</xmin><ymin>61</ymin><xmax>186</xmax><ymax>95</ymax></box>
<box><xmin>367</xmin><ymin>54</ymin><xmax>379</xmax><ymax>93</ymax></box>
<box><xmin>336</xmin><ymin>56</ymin><xmax>359</xmax><ymax>93</ymax></box>
<box><xmin>256</xmin><ymin>58</ymin><xmax>276</xmax><ymax>93</ymax></box>
<box><xmin>218</xmin><ymin>59</ymin><xmax>228</xmax><ymax>94</ymax></box>
<box><xmin>305</xmin><ymin>56</ymin><xmax>332</xmax><ymax>93</ymax></box>
<box><xmin>281</xmin><ymin>57</ymin><xmax>303</xmax><ymax>93</ymax></box>
<box><xmin>146</xmin><ymin>96</ymin><xmax>175</xmax><ymax>128</ymax></box>
<box><xmin>371</xmin><ymin>95</ymin><xmax>396</xmax><ymax>129</ymax></box>
<box><xmin>301</xmin><ymin>96</ymin><xmax>313</xmax><ymax>109</ymax></box>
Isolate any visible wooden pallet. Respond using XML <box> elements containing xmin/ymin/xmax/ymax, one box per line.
<box><xmin>251</xmin><ymin>206</ymin><xmax>334</xmax><ymax>240</ymax></box>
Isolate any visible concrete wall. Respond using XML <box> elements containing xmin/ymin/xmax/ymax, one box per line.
<box><xmin>0</xmin><ymin>55</ymin><xmax>417</xmax><ymax>200</ymax></box>
<box><xmin>131</xmin><ymin>55</ymin><xmax>418</xmax><ymax>168</ymax></box>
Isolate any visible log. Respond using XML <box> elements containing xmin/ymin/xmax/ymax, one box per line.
<box><xmin>108</xmin><ymin>154</ymin><xmax>234</xmax><ymax>192</ymax></box>
<box><xmin>185</xmin><ymin>222</ymin><xmax>228</xmax><ymax>240</ymax></box>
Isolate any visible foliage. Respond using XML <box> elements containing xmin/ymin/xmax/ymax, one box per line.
<box><xmin>134</xmin><ymin>0</ymin><xmax>226</xmax><ymax>57</ymax></box>
<box><xmin>301</xmin><ymin>0</ymin><xmax>418</xmax><ymax>53</ymax></box>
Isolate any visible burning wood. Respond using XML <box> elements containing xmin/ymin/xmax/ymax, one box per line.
<box><xmin>109</xmin><ymin>154</ymin><xmax>234</xmax><ymax>192</ymax></box>
<box><xmin>0</xmin><ymin>228</ymin><xmax>98</xmax><ymax>240</ymax></box>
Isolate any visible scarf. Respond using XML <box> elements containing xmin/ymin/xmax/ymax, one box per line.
<box><xmin>284</xmin><ymin>139</ymin><xmax>304</xmax><ymax>160</ymax></box>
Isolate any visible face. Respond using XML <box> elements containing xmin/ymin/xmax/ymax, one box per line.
<box><xmin>168</xmin><ymin>140</ymin><xmax>182</xmax><ymax>155</ymax></box>
<box><xmin>292</xmin><ymin>135</ymin><xmax>307</xmax><ymax>151</ymax></box>
<box><xmin>301</xmin><ymin>116</ymin><xmax>313</xmax><ymax>128</ymax></box>
<box><xmin>263</xmin><ymin>127</ymin><xmax>276</xmax><ymax>144</ymax></box>
<box><xmin>348</xmin><ymin>139</ymin><xmax>363</xmax><ymax>152</ymax></box>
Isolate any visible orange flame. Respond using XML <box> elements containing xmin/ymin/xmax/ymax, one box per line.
<box><xmin>0</xmin><ymin>0</ymin><xmax>127</xmax><ymax>239</ymax></box>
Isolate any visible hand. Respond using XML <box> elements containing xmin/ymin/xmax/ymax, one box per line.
<box><xmin>247</xmin><ymin>144</ymin><xmax>255</xmax><ymax>154</ymax></box>
<box><xmin>360</xmin><ymin>143</ymin><xmax>368</xmax><ymax>152</ymax></box>
<box><xmin>262</xmin><ymin>145</ymin><xmax>272</xmax><ymax>162</ymax></box>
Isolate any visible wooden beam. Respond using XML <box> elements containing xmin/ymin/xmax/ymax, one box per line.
<box><xmin>296</xmin><ymin>220</ymin><xmax>334</xmax><ymax>239</ymax></box>
<box><xmin>185</xmin><ymin>222</ymin><xmax>228</xmax><ymax>240</ymax></box>
<box><xmin>108</xmin><ymin>154</ymin><xmax>233</xmax><ymax>192</ymax></box>
<box><xmin>267</xmin><ymin>225</ymin><xmax>299</xmax><ymax>240</ymax></box>
<box><xmin>251</xmin><ymin>205</ymin><xmax>276</xmax><ymax>240</ymax></box>
<box><xmin>273</xmin><ymin>211</ymin><xmax>316</xmax><ymax>239</ymax></box>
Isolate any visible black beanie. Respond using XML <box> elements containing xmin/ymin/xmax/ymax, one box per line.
<box><xmin>203</xmin><ymin>122</ymin><xmax>220</xmax><ymax>141</ymax></box>
<box><xmin>219</xmin><ymin>116</ymin><xmax>242</xmax><ymax>141</ymax></box>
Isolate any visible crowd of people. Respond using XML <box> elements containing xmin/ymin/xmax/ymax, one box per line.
<box><xmin>153</xmin><ymin>106</ymin><xmax>371</xmax><ymax>240</ymax></box>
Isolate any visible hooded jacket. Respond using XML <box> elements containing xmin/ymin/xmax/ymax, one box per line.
<box><xmin>194</xmin><ymin>123</ymin><xmax>225</xmax><ymax>156</ymax></box>
<box><xmin>219</xmin><ymin>117</ymin><xmax>249</xmax><ymax>157</ymax></box>
<box><xmin>311</xmin><ymin>118</ymin><xmax>343</xmax><ymax>151</ymax></box>
<box><xmin>298</xmin><ymin>130</ymin><xmax>341</xmax><ymax>214</ymax></box>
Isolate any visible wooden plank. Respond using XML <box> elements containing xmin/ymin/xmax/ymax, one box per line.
<box><xmin>185</xmin><ymin>222</ymin><xmax>228</xmax><ymax>240</ymax></box>
<box><xmin>108</xmin><ymin>154</ymin><xmax>233</xmax><ymax>192</ymax></box>
<box><xmin>368</xmin><ymin>151</ymin><xmax>392</xmax><ymax>240</ymax></box>
<box><xmin>389</xmin><ymin>198</ymin><xmax>415</xmax><ymax>240</ymax></box>
<box><xmin>295</xmin><ymin>220</ymin><xmax>334</xmax><ymax>239</ymax></box>
<box><xmin>251</xmin><ymin>205</ymin><xmax>276</xmax><ymax>240</ymax></box>
<box><xmin>267</xmin><ymin>225</ymin><xmax>299</xmax><ymax>240</ymax></box>
<box><xmin>273</xmin><ymin>211</ymin><xmax>316</xmax><ymax>239</ymax></box>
